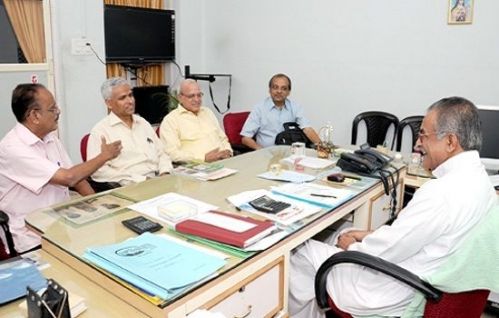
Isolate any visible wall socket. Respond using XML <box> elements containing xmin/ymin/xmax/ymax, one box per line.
<box><xmin>71</xmin><ymin>38</ymin><xmax>92</xmax><ymax>56</ymax></box>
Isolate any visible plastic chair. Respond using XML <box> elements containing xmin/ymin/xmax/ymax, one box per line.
<box><xmin>0</xmin><ymin>210</ymin><xmax>17</xmax><ymax>260</ymax></box>
<box><xmin>222</xmin><ymin>111</ymin><xmax>252</xmax><ymax>155</ymax></box>
<box><xmin>395</xmin><ymin>115</ymin><xmax>424</xmax><ymax>152</ymax></box>
<box><xmin>315</xmin><ymin>251</ymin><xmax>489</xmax><ymax>318</ymax></box>
<box><xmin>79</xmin><ymin>133</ymin><xmax>120</xmax><ymax>193</ymax></box>
<box><xmin>80</xmin><ymin>133</ymin><xmax>90</xmax><ymax>162</ymax></box>
<box><xmin>351</xmin><ymin>111</ymin><xmax>399</xmax><ymax>149</ymax></box>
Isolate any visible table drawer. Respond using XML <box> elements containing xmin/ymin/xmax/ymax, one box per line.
<box><xmin>209</xmin><ymin>260</ymin><xmax>283</xmax><ymax>318</ymax></box>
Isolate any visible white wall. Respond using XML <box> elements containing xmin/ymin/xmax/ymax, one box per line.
<box><xmin>174</xmin><ymin>0</ymin><xmax>499</xmax><ymax>147</ymax></box>
<box><xmin>4</xmin><ymin>0</ymin><xmax>498</xmax><ymax>161</ymax></box>
<box><xmin>50</xmin><ymin>0</ymin><xmax>108</xmax><ymax>161</ymax></box>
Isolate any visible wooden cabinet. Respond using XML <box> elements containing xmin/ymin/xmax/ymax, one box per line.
<box><xmin>207</xmin><ymin>258</ymin><xmax>284</xmax><ymax>318</ymax></box>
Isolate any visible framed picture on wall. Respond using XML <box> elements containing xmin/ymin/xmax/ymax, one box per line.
<box><xmin>448</xmin><ymin>0</ymin><xmax>474</xmax><ymax>24</ymax></box>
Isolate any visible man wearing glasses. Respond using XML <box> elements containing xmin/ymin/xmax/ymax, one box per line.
<box><xmin>241</xmin><ymin>73</ymin><xmax>321</xmax><ymax>150</ymax></box>
<box><xmin>288</xmin><ymin>97</ymin><xmax>496</xmax><ymax>318</ymax></box>
<box><xmin>160</xmin><ymin>79</ymin><xmax>232</xmax><ymax>163</ymax></box>
<box><xmin>0</xmin><ymin>83</ymin><xmax>122</xmax><ymax>253</ymax></box>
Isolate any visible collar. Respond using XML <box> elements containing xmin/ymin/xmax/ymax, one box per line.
<box><xmin>432</xmin><ymin>150</ymin><xmax>480</xmax><ymax>178</ymax></box>
<box><xmin>108</xmin><ymin>112</ymin><xmax>139</xmax><ymax>127</ymax></box>
<box><xmin>14</xmin><ymin>123</ymin><xmax>56</xmax><ymax>146</ymax></box>
<box><xmin>266</xmin><ymin>97</ymin><xmax>289</xmax><ymax>110</ymax></box>
<box><xmin>178</xmin><ymin>104</ymin><xmax>205</xmax><ymax>115</ymax></box>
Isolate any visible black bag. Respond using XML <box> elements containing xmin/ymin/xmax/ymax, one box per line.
<box><xmin>274</xmin><ymin>122</ymin><xmax>313</xmax><ymax>148</ymax></box>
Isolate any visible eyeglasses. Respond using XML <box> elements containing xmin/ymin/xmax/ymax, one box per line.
<box><xmin>417</xmin><ymin>130</ymin><xmax>446</xmax><ymax>140</ymax></box>
<box><xmin>34</xmin><ymin>105</ymin><xmax>60</xmax><ymax>115</ymax></box>
<box><xmin>181</xmin><ymin>92</ymin><xmax>204</xmax><ymax>99</ymax></box>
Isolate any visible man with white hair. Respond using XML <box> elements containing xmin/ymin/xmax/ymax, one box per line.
<box><xmin>87</xmin><ymin>77</ymin><xmax>173</xmax><ymax>186</ymax></box>
<box><xmin>160</xmin><ymin>79</ymin><xmax>232</xmax><ymax>163</ymax></box>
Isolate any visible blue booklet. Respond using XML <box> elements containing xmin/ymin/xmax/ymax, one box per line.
<box><xmin>0</xmin><ymin>257</ymin><xmax>47</xmax><ymax>304</ymax></box>
<box><xmin>83</xmin><ymin>233</ymin><xmax>226</xmax><ymax>299</ymax></box>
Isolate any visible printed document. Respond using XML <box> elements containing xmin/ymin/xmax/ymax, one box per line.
<box><xmin>83</xmin><ymin>232</ymin><xmax>226</xmax><ymax>299</ymax></box>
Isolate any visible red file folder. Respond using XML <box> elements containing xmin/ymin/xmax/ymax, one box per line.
<box><xmin>175</xmin><ymin>211</ymin><xmax>276</xmax><ymax>248</ymax></box>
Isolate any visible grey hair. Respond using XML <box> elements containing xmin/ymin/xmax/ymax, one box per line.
<box><xmin>427</xmin><ymin>96</ymin><xmax>482</xmax><ymax>151</ymax></box>
<box><xmin>101</xmin><ymin>77</ymin><xmax>131</xmax><ymax>100</ymax></box>
<box><xmin>178</xmin><ymin>79</ymin><xmax>198</xmax><ymax>96</ymax></box>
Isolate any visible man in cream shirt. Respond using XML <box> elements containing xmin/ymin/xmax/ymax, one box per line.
<box><xmin>160</xmin><ymin>79</ymin><xmax>232</xmax><ymax>162</ymax></box>
<box><xmin>87</xmin><ymin>78</ymin><xmax>173</xmax><ymax>186</ymax></box>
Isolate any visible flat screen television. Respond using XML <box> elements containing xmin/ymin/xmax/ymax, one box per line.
<box><xmin>104</xmin><ymin>5</ymin><xmax>175</xmax><ymax>63</ymax></box>
<box><xmin>476</xmin><ymin>105</ymin><xmax>499</xmax><ymax>173</ymax></box>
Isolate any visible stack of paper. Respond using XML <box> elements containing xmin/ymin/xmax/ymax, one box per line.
<box><xmin>227</xmin><ymin>190</ymin><xmax>322</xmax><ymax>226</ymax></box>
<box><xmin>271</xmin><ymin>183</ymin><xmax>354</xmax><ymax>209</ymax></box>
<box><xmin>282</xmin><ymin>155</ymin><xmax>336</xmax><ymax>169</ymax></box>
<box><xmin>257</xmin><ymin>170</ymin><xmax>315</xmax><ymax>183</ymax></box>
<box><xmin>128</xmin><ymin>192</ymin><xmax>218</xmax><ymax>227</ymax></box>
<box><xmin>83</xmin><ymin>232</ymin><xmax>226</xmax><ymax>300</ymax></box>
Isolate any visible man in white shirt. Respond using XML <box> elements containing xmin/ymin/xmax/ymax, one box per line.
<box><xmin>159</xmin><ymin>79</ymin><xmax>232</xmax><ymax>162</ymax></box>
<box><xmin>289</xmin><ymin>97</ymin><xmax>497</xmax><ymax>318</ymax></box>
<box><xmin>0</xmin><ymin>83</ymin><xmax>121</xmax><ymax>253</ymax></box>
<box><xmin>87</xmin><ymin>78</ymin><xmax>173</xmax><ymax>186</ymax></box>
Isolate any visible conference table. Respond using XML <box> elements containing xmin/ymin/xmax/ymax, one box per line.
<box><xmin>22</xmin><ymin>146</ymin><xmax>405</xmax><ymax>318</ymax></box>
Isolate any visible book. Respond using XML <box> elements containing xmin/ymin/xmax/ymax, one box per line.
<box><xmin>0</xmin><ymin>257</ymin><xmax>47</xmax><ymax>305</ymax></box>
<box><xmin>175</xmin><ymin>210</ymin><xmax>276</xmax><ymax>248</ymax></box>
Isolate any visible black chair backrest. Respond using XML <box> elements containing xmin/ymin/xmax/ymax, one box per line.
<box><xmin>395</xmin><ymin>115</ymin><xmax>424</xmax><ymax>152</ymax></box>
<box><xmin>0</xmin><ymin>210</ymin><xmax>17</xmax><ymax>260</ymax></box>
<box><xmin>351</xmin><ymin>111</ymin><xmax>399</xmax><ymax>148</ymax></box>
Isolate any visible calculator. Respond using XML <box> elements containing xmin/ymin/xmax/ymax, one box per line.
<box><xmin>122</xmin><ymin>216</ymin><xmax>163</xmax><ymax>234</ymax></box>
<box><xmin>249</xmin><ymin>195</ymin><xmax>291</xmax><ymax>214</ymax></box>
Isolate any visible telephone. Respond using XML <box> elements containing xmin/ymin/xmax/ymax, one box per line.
<box><xmin>337</xmin><ymin>147</ymin><xmax>392</xmax><ymax>175</ymax></box>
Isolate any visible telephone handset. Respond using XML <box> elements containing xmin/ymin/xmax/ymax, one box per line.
<box><xmin>354</xmin><ymin>148</ymin><xmax>392</xmax><ymax>166</ymax></box>
<box><xmin>338</xmin><ymin>152</ymin><xmax>382</xmax><ymax>174</ymax></box>
<box><xmin>337</xmin><ymin>146</ymin><xmax>392</xmax><ymax>175</ymax></box>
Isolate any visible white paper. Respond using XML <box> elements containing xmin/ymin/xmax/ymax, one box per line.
<box><xmin>226</xmin><ymin>189</ymin><xmax>322</xmax><ymax>226</ymax></box>
<box><xmin>129</xmin><ymin>193</ymin><xmax>217</xmax><ymax>226</ymax></box>
<box><xmin>192</xmin><ymin>212</ymin><xmax>256</xmax><ymax>233</ymax></box>
<box><xmin>244</xmin><ymin>230</ymin><xmax>288</xmax><ymax>251</ymax></box>
<box><xmin>271</xmin><ymin>183</ymin><xmax>354</xmax><ymax>209</ymax></box>
<box><xmin>258</xmin><ymin>170</ymin><xmax>315</xmax><ymax>183</ymax></box>
<box><xmin>282</xmin><ymin>155</ymin><xmax>336</xmax><ymax>169</ymax></box>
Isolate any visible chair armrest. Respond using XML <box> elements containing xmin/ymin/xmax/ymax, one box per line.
<box><xmin>314</xmin><ymin>250</ymin><xmax>442</xmax><ymax>309</ymax></box>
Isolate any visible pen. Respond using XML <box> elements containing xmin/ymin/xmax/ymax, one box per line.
<box><xmin>310</xmin><ymin>193</ymin><xmax>337</xmax><ymax>198</ymax></box>
<box><xmin>344</xmin><ymin>175</ymin><xmax>361</xmax><ymax>181</ymax></box>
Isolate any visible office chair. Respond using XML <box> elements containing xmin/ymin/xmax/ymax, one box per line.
<box><xmin>315</xmin><ymin>204</ymin><xmax>499</xmax><ymax>318</ymax></box>
<box><xmin>222</xmin><ymin>111</ymin><xmax>253</xmax><ymax>155</ymax></box>
<box><xmin>0</xmin><ymin>210</ymin><xmax>17</xmax><ymax>260</ymax></box>
<box><xmin>80</xmin><ymin>133</ymin><xmax>90</xmax><ymax>162</ymax></box>
<box><xmin>395</xmin><ymin>115</ymin><xmax>424</xmax><ymax>152</ymax></box>
<box><xmin>79</xmin><ymin>133</ymin><xmax>120</xmax><ymax>193</ymax></box>
<box><xmin>351</xmin><ymin>111</ymin><xmax>399</xmax><ymax>149</ymax></box>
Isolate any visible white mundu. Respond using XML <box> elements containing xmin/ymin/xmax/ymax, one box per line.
<box><xmin>289</xmin><ymin>151</ymin><xmax>496</xmax><ymax>318</ymax></box>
